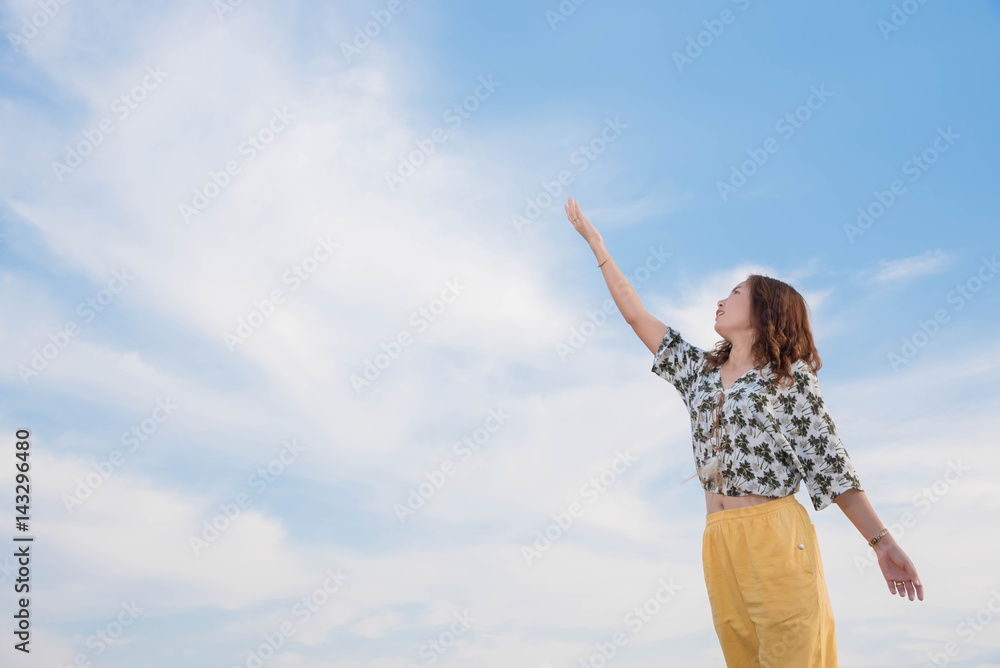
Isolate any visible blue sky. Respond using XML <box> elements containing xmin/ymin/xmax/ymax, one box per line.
<box><xmin>1</xmin><ymin>0</ymin><xmax>999</xmax><ymax>666</ymax></box>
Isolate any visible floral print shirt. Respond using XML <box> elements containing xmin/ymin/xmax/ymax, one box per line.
<box><xmin>651</xmin><ymin>327</ymin><xmax>864</xmax><ymax>511</ymax></box>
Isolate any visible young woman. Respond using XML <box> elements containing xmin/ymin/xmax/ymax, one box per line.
<box><xmin>564</xmin><ymin>196</ymin><xmax>924</xmax><ymax>666</ymax></box>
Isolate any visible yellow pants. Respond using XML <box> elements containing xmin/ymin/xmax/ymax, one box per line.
<box><xmin>702</xmin><ymin>494</ymin><xmax>838</xmax><ymax>667</ymax></box>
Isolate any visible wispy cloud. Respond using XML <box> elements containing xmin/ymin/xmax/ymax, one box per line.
<box><xmin>866</xmin><ymin>249</ymin><xmax>951</xmax><ymax>283</ymax></box>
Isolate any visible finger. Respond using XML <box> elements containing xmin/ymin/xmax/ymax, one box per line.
<box><xmin>905</xmin><ymin>564</ymin><xmax>923</xmax><ymax>600</ymax></box>
<box><xmin>905</xmin><ymin>581</ymin><xmax>915</xmax><ymax>601</ymax></box>
<box><xmin>886</xmin><ymin>580</ymin><xmax>896</xmax><ymax>594</ymax></box>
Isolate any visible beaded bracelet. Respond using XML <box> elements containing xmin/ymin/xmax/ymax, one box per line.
<box><xmin>868</xmin><ymin>527</ymin><xmax>890</xmax><ymax>547</ymax></box>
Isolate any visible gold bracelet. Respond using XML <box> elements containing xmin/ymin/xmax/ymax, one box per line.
<box><xmin>598</xmin><ymin>256</ymin><xmax>611</xmax><ymax>268</ymax></box>
<box><xmin>868</xmin><ymin>527</ymin><xmax>889</xmax><ymax>547</ymax></box>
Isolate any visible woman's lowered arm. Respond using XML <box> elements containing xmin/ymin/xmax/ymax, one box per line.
<box><xmin>835</xmin><ymin>489</ymin><xmax>925</xmax><ymax>602</ymax></box>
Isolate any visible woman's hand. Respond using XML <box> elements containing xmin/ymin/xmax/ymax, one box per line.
<box><xmin>875</xmin><ymin>539</ymin><xmax>925</xmax><ymax>601</ymax></box>
<box><xmin>564</xmin><ymin>197</ymin><xmax>602</xmax><ymax>247</ymax></box>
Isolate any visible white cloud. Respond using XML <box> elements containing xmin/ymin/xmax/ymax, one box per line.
<box><xmin>2</xmin><ymin>2</ymin><xmax>998</xmax><ymax>667</ymax></box>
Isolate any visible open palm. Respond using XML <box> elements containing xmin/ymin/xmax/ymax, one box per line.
<box><xmin>564</xmin><ymin>197</ymin><xmax>602</xmax><ymax>246</ymax></box>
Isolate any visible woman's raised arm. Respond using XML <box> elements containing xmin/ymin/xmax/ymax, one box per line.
<box><xmin>564</xmin><ymin>196</ymin><xmax>668</xmax><ymax>355</ymax></box>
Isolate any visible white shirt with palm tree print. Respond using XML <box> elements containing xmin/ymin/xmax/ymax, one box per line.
<box><xmin>651</xmin><ymin>326</ymin><xmax>864</xmax><ymax>511</ymax></box>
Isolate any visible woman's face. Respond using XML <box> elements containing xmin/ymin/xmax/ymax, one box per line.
<box><xmin>714</xmin><ymin>280</ymin><xmax>752</xmax><ymax>339</ymax></box>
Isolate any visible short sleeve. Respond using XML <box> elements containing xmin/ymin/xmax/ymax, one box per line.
<box><xmin>779</xmin><ymin>363</ymin><xmax>863</xmax><ymax>511</ymax></box>
<box><xmin>650</xmin><ymin>327</ymin><xmax>706</xmax><ymax>402</ymax></box>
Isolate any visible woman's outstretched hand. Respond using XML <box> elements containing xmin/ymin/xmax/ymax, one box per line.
<box><xmin>564</xmin><ymin>197</ymin><xmax>602</xmax><ymax>247</ymax></box>
<box><xmin>876</xmin><ymin>541</ymin><xmax>925</xmax><ymax>601</ymax></box>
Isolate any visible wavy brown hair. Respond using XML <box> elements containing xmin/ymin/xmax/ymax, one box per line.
<box><xmin>703</xmin><ymin>274</ymin><xmax>822</xmax><ymax>389</ymax></box>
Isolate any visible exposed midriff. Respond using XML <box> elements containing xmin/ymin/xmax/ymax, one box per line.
<box><xmin>705</xmin><ymin>489</ymin><xmax>791</xmax><ymax>516</ymax></box>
